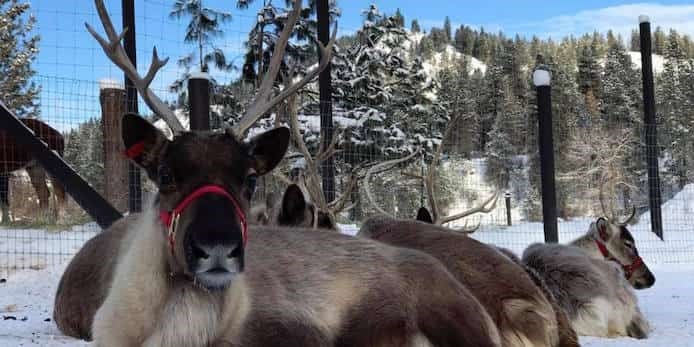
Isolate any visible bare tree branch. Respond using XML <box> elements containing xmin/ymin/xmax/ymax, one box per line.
<box><xmin>364</xmin><ymin>149</ymin><xmax>421</xmax><ymax>218</ymax></box>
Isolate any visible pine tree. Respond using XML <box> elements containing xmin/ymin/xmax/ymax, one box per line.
<box><xmin>0</xmin><ymin>0</ymin><xmax>40</xmax><ymax>117</ymax></box>
<box><xmin>169</xmin><ymin>0</ymin><xmax>233</xmax><ymax>94</ymax></box>
<box><xmin>630</xmin><ymin>29</ymin><xmax>640</xmax><ymax>52</ymax></box>
<box><xmin>410</xmin><ymin>19</ymin><xmax>420</xmax><ymax>33</ymax></box>
<box><xmin>653</xmin><ymin>26</ymin><xmax>667</xmax><ymax>55</ymax></box>
<box><xmin>658</xmin><ymin>29</ymin><xmax>690</xmax><ymax>188</ymax></box>
<box><xmin>485</xmin><ymin>79</ymin><xmax>520</xmax><ymax>189</ymax></box>
<box><xmin>393</xmin><ymin>8</ymin><xmax>405</xmax><ymax>27</ymax></box>
<box><xmin>443</xmin><ymin>16</ymin><xmax>452</xmax><ymax>43</ymax></box>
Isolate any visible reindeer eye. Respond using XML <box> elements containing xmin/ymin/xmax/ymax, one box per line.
<box><xmin>158</xmin><ymin>164</ymin><xmax>175</xmax><ymax>190</ymax></box>
<box><xmin>624</xmin><ymin>241</ymin><xmax>634</xmax><ymax>248</ymax></box>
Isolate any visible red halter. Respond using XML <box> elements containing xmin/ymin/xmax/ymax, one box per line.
<box><xmin>159</xmin><ymin>185</ymin><xmax>248</xmax><ymax>252</ymax></box>
<box><xmin>594</xmin><ymin>238</ymin><xmax>644</xmax><ymax>280</ymax></box>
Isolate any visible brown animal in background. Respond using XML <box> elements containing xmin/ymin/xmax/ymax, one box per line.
<box><xmin>0</xmin><ymin>118</ymin><xmax>66</xmax><ymax>223</ymax></box>
<box><xmin>88</xmin><ymin>113</ymin><xmax>502</xmax><ymax>347</ymax></box>
<box><xmin>255</xmin><ymin>183</ymin><xmax>337</xmax><ymax>230</ymax></box>
<box><xmin>360</xmin><ymin>214</ymin><xmax>560</xmax><ymax>347</ymax></box>
<box><xmin>53</xmin><ymin>213</ymin><xmax>139</xmax><ymax>340</ymax></box>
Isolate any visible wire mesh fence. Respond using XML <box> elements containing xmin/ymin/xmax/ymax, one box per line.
<box><xmin>2</xmin><ymin>0</ymin><xmax>694</xmax><ymax>279</ymax></box>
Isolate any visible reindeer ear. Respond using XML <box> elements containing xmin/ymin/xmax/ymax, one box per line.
<box><xmin>247</xmin><ymin>127</ymin><xmax>290</xmax><ymax>176</ymax></box>
<box><xmin>416</xmin><ymin>207</ymin><xmax>434</xmax><ymax>224</ymax></box>
<box><xmin>595</xmin><ymin>217</ymin><xmax>610</xmax><ymax>241</ymax></box>
<box><xmin>121</xmin><ymin>113</ymin><xmax>169</xmax><ymax>178</ymax></box>
<box><xmin>282</xmin><ymin>184</ymin><xmax>306</xmax><ymax>219</ymax></box>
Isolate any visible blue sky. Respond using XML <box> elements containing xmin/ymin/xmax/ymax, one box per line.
<box><xmin>25</xmin><ymin>0</ymin><xmax>694</xmax><ymax>131</ymax></box>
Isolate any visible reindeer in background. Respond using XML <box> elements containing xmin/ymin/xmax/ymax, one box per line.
<box><xmin>0</xmin><ymin>118</ymin><xmax>66</xmax><ymax>224</ymax></box>
<box><xmin>521</xmin><ymin>174</ymin><xmax>654</xmax><ymax>339</ymax></box>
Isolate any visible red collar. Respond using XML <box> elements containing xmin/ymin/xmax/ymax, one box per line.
<box><xmin>594</xmin><ymin>239</ymin><xmax>643</xmax><ymax>279</ymax></box>
<box><xmin>160</xmin><ymin>185</ymin><xmax>248</xmax><ymax>252</ymax></box>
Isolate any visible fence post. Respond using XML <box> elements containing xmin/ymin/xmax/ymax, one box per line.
<box><xmin>638</xmin><ymin>15</ymin><xmax>664</xmax><ymax>240</ymax></box>
<box><xmin>99</xmin><ymin>79</ymin><xmax>128</xmax><ymax>213</ymax></box>
<box><xmin>122</xmin><ymin>0</ymin><xmax>142</xmax><ymax>213</ymax></box>
<box><xmin>505</xmin><ymin>192</ymin><xmax>512</xmax><ymax>226</ymax></box>
<box><xmin>533</xmin><ymin>67</ymin><xmax>558</xmax><ymax>243</ymax></box>
<box><xmin>188</xmin><ymin>72</ymin><xmax>211</xmax><ymax>131</ymax></box>
<box><xmin>317</xmin><ymin>0</ymin><xmax>335</xmax><ymax>203</ymax></box>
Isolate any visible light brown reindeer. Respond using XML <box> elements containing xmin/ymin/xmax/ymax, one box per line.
<box><xmin>414</xmin><ymin>206</ymin><xmax>580</xmax><ymax>347</ymax></box>
<box><xmin>359</xmin><ymin>213</ymin><xmax>561</xmax><ymax>347</ymax></box>
<box><xmin>521</xmin><ymin>178</ymin><xmax>654</xmax><ymax>339</ymax></box>
<box><xmin>56</xmin><ymin>1</ymin><xmax>504</xmax><ymax>346</ymax></box>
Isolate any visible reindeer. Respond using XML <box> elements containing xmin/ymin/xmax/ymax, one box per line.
<box><xmin>251</xmin><ymin>183</ymin><xmax>338</xmax><ymax>230</ymax></box>
<box><xmin>414</xmin><ymin>207</ymin><xmax>580</xmax><ymax>347</ymax></box>
<box><xmin>521</xmin><ymin>179</ymin><xmax>654</xmax><ymax>339</ymax></box>
<box><xmin>359</xmin><ymin>213</ymin><xmax>560</xmax><ymax>347</ymax></box>
<box><xmin>53</xmin><ymin>213</ymin><xmax>139</xmax><ymax>340</ymax></box>
<box><xmin>67</xmin><ymin>1</ymin><xmax>504</xmax><ymax>346</ymax></box>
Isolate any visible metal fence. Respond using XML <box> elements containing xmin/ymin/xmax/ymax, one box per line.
<box><xmin>2</xmin><ymin>0</ymin><xmax>694</xmax><ymax>279</ymax></box>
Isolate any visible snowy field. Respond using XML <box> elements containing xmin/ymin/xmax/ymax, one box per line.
<box><xmin>0</xmin><ymin>260</ymin><xmax>692</xmax><ymax>346</ymax></box>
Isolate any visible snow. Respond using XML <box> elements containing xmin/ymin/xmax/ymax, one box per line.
<box><xmin>533</xmin><ymin>69</ymin><xmax>552</xmax><ymax>86</ymax></box>
<box><xmin>97</xmin><ymin>78</ymin><xmax>123</xmax><ymax>91</ymax></box>
<box><xmin>0</xmin><ymin>253</ymin><xmax>691</xmax><ymax>346</ymax></box>
<box><xmin>627</xmin><ymin>51</ymin><xmax>666</xmax><ymax>74</ymax></box>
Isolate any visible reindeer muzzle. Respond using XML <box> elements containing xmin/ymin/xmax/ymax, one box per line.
<box><xmin>159</xmin><ymin>185</ymin><xmax>248</xmax><ymax>253</ymax></box>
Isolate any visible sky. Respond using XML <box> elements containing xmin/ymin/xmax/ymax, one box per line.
<box><xmin>23</xmin><ymin>0</ymin><xmax>694</xmax><ymax>131</ymax></box>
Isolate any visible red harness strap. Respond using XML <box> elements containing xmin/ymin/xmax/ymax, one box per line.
<box><xmin>594</xmin><ymin>239</ymin><xmax>644</xmax><ymax>279</ymax></box>
<box><xmin>124</xmin><ymin>140</ymin><xmax>146</xmax><ymax>159</ymax></box>
<box><xmin>159</xmin><ymin>185</ymin><xmax>248</xmax><ymax>252</ymax></box>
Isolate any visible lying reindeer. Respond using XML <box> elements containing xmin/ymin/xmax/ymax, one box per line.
<box><xmin>84</xmin><ymin>113</ymin><xmax>502</xmax><ymax>347</ymax></box>
<box><xmin>360</xmin><ymin>211</ymin><xmax>560</xmax><ymax>347</ymax></box>
<box><xmin>522</xmin><ymin>209</ymin><xmax>654</xmax><ymax>339</ymax></box>
<box><xmin>250</xmin><ymin>184</ymin><xmax>337</xmax><ymax>230</ymax></box>
<box><xmin>414</xmin><ymin>207</ymin><xmax>580</xmax><ymax>347</ymax></box>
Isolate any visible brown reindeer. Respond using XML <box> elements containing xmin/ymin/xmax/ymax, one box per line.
<box><xmin>414</xmin><ymin>207</ymin><xmax>579</xmax><ymax>347</ymax></box>
<box><xmin>62</xmin><ymin>1</ymin><xmax>503</xmax><ymax>344</ymax></box>
<box><xmin>251</xmin><ymin>183</ymin><xmax>337</xmax><ymax>230</ymax></box>
<box><xmin>359</xmin><ymin>214</ymin><xmax>561</xmax><ymax>347</ymax></box>
<box><xmin>53</xmin><ymin>213</ymin><xmax>139</xmax><ymax>340</ymax></box>
<box><xmin>88</xmin><ymin>112</ymin><xmax>501</xmax><ymax>347</ymax></box>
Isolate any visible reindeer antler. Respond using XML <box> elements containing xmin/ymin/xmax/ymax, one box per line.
<box><xmin>232</xmin><ymin>0</ymin><xmax>338</xmax><ymax>136</ymax></box>
<box><xmin>364</xmin><ymin>149</ymin><xmax>422</xmax><ymax>217</ymax></box>
<box><xmin>598</xmin><ymin>171</ymin><xmax>637</xmax><ymax>226</ymax></box>
<box><xmin>86</xmin><ymin>0</ymin><xmax>185</xmax><ymax>134</ymax></box>
<box><xmin>440</xmin><ymin>191</ymin><xmax>499</xmax><ymax>225</ymax></box>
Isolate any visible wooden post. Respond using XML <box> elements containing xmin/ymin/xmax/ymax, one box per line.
<box><xmin>505</xmin><ymin>192</ymin><xmax>512</xmax><ymax>226</ymax></box>
<box><xmin>99</xmin><ymin>79</ymin><xmax>128</xmax><ymax>212</ymax></box>
<box><xmin>534</xmin><ymin>68</ymin><xmax>559</xmax><ymax>243</ymax></box>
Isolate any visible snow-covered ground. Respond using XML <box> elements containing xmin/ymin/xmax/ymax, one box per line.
<box><xmin>1</xmin><ymin>260</ymin><xmax>691</xmax><ymax>346</ymax></box>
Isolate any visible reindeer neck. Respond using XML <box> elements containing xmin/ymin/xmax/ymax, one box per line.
<box><xmin>569</xmin><ymin>233</ymin><xmax>606</xmax><ymax>260</ymax></box>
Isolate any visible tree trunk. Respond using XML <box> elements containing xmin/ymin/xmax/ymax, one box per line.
<box><xmin>99</xmin><ymin>86</ymin><xmax>128</xmax><ymax>213</ymax></box>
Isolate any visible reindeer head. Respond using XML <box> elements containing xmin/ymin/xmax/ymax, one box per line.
<box><xmin>275</xmin><ymin>184</ymin><xmax>337</xmax><ymax>230</ymax></box>
<box><xmin>122</xmin><ymin>113</ymin><xmax>289</xmax><ymax>290</ymax></box>
<box><xmin>590</xmin><ymin>212</ymin><xmax>655</xmax><ymax>290</ymax></box>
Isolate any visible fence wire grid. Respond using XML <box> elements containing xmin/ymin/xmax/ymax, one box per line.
<box><xmin>1</xmin><ymin>0</ymin><xmax>694</xmax><ymax>278</ymax></box>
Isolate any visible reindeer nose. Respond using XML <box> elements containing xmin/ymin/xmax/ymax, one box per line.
<box><xmin>191</xmin><ymin>241</ymin><xmax>241</xmax><ymax>273</ymax></box>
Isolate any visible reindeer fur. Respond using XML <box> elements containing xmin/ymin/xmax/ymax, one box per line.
<box><xmin>359</xmin><ymin>216</ymin><xmax>559</xmax><ymax>347</ymax></box>
<box><xmin>91</xmin><ymin>207</ymin><xmax>501</xmax><ymax>347</ymax></box>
